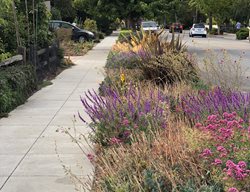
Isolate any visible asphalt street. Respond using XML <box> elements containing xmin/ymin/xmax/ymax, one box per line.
<box><xmin>164</xmin><ymin>30</ymin><xmax>250</xmax><ymax>91</ymax></box>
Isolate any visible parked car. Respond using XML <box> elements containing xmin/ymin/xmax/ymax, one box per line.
<box><xmin>169</xmin><ymin>23</ymin><xmax>183</xmax><ymax>33</ymax></box>
<box><xmin>49</xmin><ymin>20</ymin><xmax>95</xmax><ymax>42</ymax></box>
<box><xmin>189</xmin><ymin>23</ymin><xmax>207</xmax><ymax>38</ymax></box>
<box><xmin>141</xmin><ymin>21</ymin><xmax>159</xmax><ymax>32</ymax></box>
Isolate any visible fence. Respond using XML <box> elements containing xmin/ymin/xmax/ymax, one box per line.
<box><xmin>0</xmin><ymin>42</ymin><xmax>60</xmax><ymax>82</ymax></box>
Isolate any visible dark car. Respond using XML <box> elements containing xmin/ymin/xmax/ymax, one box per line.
<box><xmin>169</xmin><ymin>23</ymin><xmax>183</xmax><ymax>33</ymax></box>
<box><xmin>49</xmin><ymin>20</ymin><xmax>94</xmax><ymax>42</ymax></box>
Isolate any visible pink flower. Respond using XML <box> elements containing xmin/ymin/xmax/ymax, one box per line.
<box><xmin>109</xmin><ymin>137</ymin><xmax>122</xmax><ymax>145</ymax></box>
<box><xmin>134</xmin><ymin>124</ymin><xmax>139</xmax><ymax>129</ymax></box>
<box><xmin>123</xmin><ymin>130</ymin><xmax>131</xmax><ymax>138</ymax></box>
<box><xmin>228</xmin><ymin>187</ymin><xmax>239</xmax><ymax>192</ymax></box>
<box><xmin>87</xmin><ymin>153</ymin><xmax>95</xmax><ymax>162</ymax></box>
<box><xmin>122</xmin><ymin>118</ymin><xmax>130</xmax><ymax>126</ymax></box>
<box><xmin>225</xmin><ymin>160</ymin><xmax>250</xmax><ymax>180</ymax></box>
<box><xmin>195</xmin><ymin>123</ymin><xmax>202</xmax><ymax>128</ymax></box>
<box><xmin>238</xmin><ymin>161</ymin><xmax>247</xmax><ymax>169</ymax></box>
<box><xmin>217</xmin><ymin>146</ymin><xmax>227</xmax><ymax>153</ymax></box>
<box><xmin>201</xmin><ymin>148</ymin><xmax>212</xmax><ymax>157</ymax></box>
<box><xmin>207</xmin><ymin>115</ymin><xmax>218</xmax><ymax>122</ymax></box>
<box><xmin>212</xmin><ymin>158</ymin><xmax>222</xmax><ymax>166</ymax></box>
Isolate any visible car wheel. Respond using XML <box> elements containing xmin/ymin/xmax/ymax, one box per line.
<box><xmin>202</xmin><ymin>35</ymin><xmax>207</xmax><ymax>38</ymax></box>
<box><xmin>78</xmin><ymin>36</ymin><xmax>86</xmax><ymax>43</ymax></box>
<box><xmin>180</xmin><ymin>30</ymin><xmax>183</xmax><ymax>33</ymax></box>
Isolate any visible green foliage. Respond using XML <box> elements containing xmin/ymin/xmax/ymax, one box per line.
<box><xmin>35</xmin><ymin>2</ymin><xmax>53</xmax><ymax>49</ymax></box>
<box><xmin>96</xmin><ymin>31</ymin><xmax>105</xmax><ymax>40</ymax></box>
<box><xmin>51</xmin><ymin>7</ymin><xmax>62</xmax><ymax>20</ymax></box>
<box><xmin>209</xmin><ymin>28</ymin><xmax>219</xmax><ymax>35</ymax></box>
<box><xmin>83</xmin><ymin>18</ymin><xmax>97</xmax><ymax>32</ymax></box>
<box><xmin>0</xmin><ymin>52</ymin><xmax>11</xmax><ymax>62</ymax></box>
<box><xmin>236</xmin><ymin>28</ymin><xmax>249</xmax><ymax>40</ymax></box>
<box><xmin>117</xmin><ymin>30</ymin><xmax>133</xmax><ymax>43</ymax></box>
<box><xmin>53</xmin><ymin>0</ymin><xmax>76</xmax><ymax>22</ymax></box>
<box><xmin>0</xmin><ymin>0</ymin><xmax>53</xmax><ymax>53</ymax></box>
<box><xmin>0</xmin><ymin>64</ymin><xmax>37</xmax><ymax>116</ymax></box>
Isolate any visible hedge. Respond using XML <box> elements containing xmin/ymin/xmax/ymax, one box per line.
<box><xmin>236</xmin><ymin>28</ymin><xmax>249</xmax><ymax>40</ymax></box>
<box><xmin>0</xmin><ymin>64</ymin><xmax>37</xmax><ymax>117</ymax></box>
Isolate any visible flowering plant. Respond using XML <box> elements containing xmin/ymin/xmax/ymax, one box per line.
<box><xmin>80</xmin><ymin>85</ymin><xmax>169</xmax><ymax>145</ymax></box>
<box><xmin>197</xmin><ymin>112</ymin><xmax>250</xmax><ymax>191</ymax></box>
<box><xmin>182</xmin><ymin>87</ymin><xmax>250</xmax><ymax>123</ymax></box>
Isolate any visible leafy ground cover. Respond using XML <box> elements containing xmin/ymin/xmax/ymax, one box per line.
<box><xmin>68</xmin><ymin>31</ymin><xmax>250</xmax><ymax>191</ymax></box>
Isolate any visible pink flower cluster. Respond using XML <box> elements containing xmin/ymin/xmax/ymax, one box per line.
<box><xmin>197</xmin><ymin>112</ymin><xmax>250</xmax><ymax>190</ymax></box>
<box><xmin>200</xmin><ymin>148</ymin><xmax>212</xmax><ymax>157</ymax></box>
<box><xmin>109</xmin><ymin>137</ymin><xmax>122</xmax><ymax>145</ymax></box>
<box><xmin>228</xmin><ymin>187</ymin><xmax>239</xmax><ymax>192</ymax></box>
<box><xmin>224</xmin><ymin>160</ymin><xmax>250</xmax><ymax>180</ymax></box>
<box><xmin>196</xmin><ymin>112</ymin><xmax>246</xmax><ymax>143</ymax></box>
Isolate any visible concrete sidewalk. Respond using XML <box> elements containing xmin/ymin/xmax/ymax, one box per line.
<box><xmin>0</xmin><ymin>36</ymin><xmax>117</xmax><ymax>192</ymax></box>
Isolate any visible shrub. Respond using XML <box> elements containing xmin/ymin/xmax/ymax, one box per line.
<box><xmin>60</xmin><ymin>40</ymin><xmax>94</xmax><ymax>56</ymax></box>
<box><xmin>138</xmin><ymin>51</ymin><xmax>199</xmax><ymax>86</ymax></box>
<box><xmin>80</xmin><ymin>85</ymin><xmax>169</xmax><ymax>145</ymax></box>
<box><xmin>83</xmin><ymin>18</ymin><xmax>98</xmax><ymax>32</ymax></box>
<box><xmin>0</xmin><ymin>64</ymin><xmax>37</xmax><ymax>116</ymax></box>
<box><xmin>117</xmin><ymin>30</ymin><xmax>133</xmax><ymax>43</ymax></box>
<box><xmin>106</xmin><ymin>51</ymin><xmax>140</xmax><ymax>69</ymax></box>
<box><xmin>209</xmin><ymin>28</ymin><xmax>218</xmax><ymax>35</ymax></box>
<box><xmin>236</xmin><ymin>28</ymin><xmax>249</xmax><ymax>40</ymax></box>
<box><xmin>96</xmin><ymin>31</ymin><xmax>105</xmax><ymax>40</ymax></box>
<box><xmin>181</xmin><ymin>87</ymin><xmax>250</xmax><ymax>123</ymax></box>
<box><xmin>56</xmin><ymin>28</ymin><xmax>72</xmax><ymax>42</ymax></box>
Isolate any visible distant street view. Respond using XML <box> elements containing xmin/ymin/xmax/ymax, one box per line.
<box><xmin>0</xmin><ymin>0</ymin><xmax>250</xmax><ymax>192</ymax></box>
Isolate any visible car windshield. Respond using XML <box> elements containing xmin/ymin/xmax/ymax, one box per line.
<box><xmin>142</xmin><ymin>22</ymin><xmax>157</xmax><ymax>27</ymax></box>
<box><xmin>194</xmin><ymin>24</ymin><xmax>205</xmax><ymax>28</ymax></box>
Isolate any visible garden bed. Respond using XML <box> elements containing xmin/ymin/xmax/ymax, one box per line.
<box><xmin>69</xmin><ymin>31</ymin><xmax>250</xmax><ymax>192</ymax></box>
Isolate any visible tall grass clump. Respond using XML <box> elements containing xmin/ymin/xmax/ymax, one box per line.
<box><xmin>92</xmin><ymin>121</ymin><xmax>223</xmax><ymax>191</ymax></box>
<box><xmin>202</xmin><ymin>50</ymin><xmax>245</xmax><ymax>91</ymax></box>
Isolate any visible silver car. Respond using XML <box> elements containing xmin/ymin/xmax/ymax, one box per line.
<box><xmin>141</xmin><ymin>21</ymin><xmax>159</xmax><ymax>32</ymax></box>
<box><xmin>189</xmin><ymin>23</ymin><xmax>207</xmax><ymax>38</ymax></box>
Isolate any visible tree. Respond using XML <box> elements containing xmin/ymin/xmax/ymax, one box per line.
<box><xmin>189</xmin><ymin>0</ymin><xmax>233</xmax><ymax>32</ymax></box>
<box><xmin>52</xmin><ymin>0</ymin><xmax>76</xmax><ymax>22</ymax></box>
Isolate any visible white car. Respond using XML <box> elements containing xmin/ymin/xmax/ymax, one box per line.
<box><xmin>189</xmin><ymin>23</ymin><xmax>207</xmax><ymax>38</ymax></box>
<box><xmin>141</xmin><ymin>21</ymin><xmax>159</xmax><ymax>32</ymax></box>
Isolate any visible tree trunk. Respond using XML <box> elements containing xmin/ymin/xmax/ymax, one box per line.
<box><xmin>25</xmin><ymin>0</ymin><xmax>30</xmax><ymax>46</ymax></box>
<box><xmin>209</xmin><ymin>13</ymin><xmax>212</xmax><ymax>31</ymax></box>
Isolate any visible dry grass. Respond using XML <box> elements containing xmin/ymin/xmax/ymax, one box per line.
<box><xmin>201</xmin><ymin>49</ymin><xmax>246</xmax><ymax>91</ymax></box>
<box><xmin>60</xmin><ymin>40</ymin><xmax>94</xmax><ymax>56</ymax></box>
<box><xmin>92</xmin><ymin>121</ymin><xmax>209</xmax><ymax>192</ymax></box>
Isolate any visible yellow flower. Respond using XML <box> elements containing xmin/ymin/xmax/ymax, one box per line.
<box><xmin>120</xmin><ymin>73</ymin><xmax>125</xmax><ymax>83</ymax></box>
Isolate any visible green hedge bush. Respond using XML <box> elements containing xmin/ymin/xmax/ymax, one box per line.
<box><xmin>0</xmin><ymin>64</ymin><xmax>37</xmax><ymax>117</ymax></box>
<box><xmin>236</xmin><ymin>28</ymin><xmax>249</xmax><ymax>40</ymax></box>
